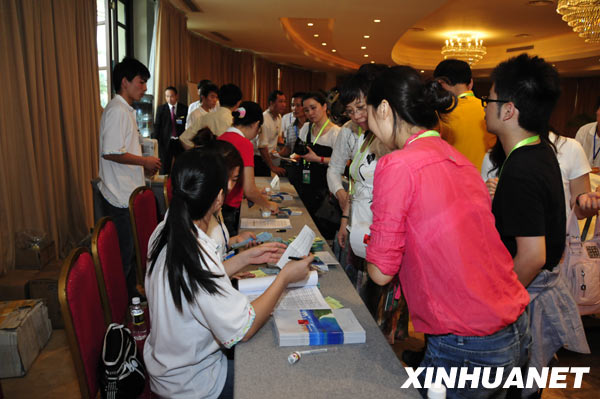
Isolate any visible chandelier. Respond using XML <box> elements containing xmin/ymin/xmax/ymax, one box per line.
<box><xmin>557</xmin><ymin>0</ymin><xmax>600</xmax><ymax>43</ymax></box>
<box><xmin>441</xmin><ymin>34</ymin><xmax>487</xmax><ymax>65</ymax></box>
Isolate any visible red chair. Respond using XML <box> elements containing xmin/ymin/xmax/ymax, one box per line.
<box><xmin>59</xmin><ymin>248</ymin><xmax>106</xmax><ymax>399</ymax></box>
<box><xmin>91</xmin><ymin>217</ymin><xmax>129</xmax><ymax>325</ymax></box>
<box><xmin>129</xmin><ymin>186</ymin><xmax>159</xmax><ymax>289</ymax></box>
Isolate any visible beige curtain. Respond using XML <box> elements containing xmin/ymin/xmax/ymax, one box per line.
<box><xmin>154</xmin><ymin>0</ymin><xmax>189</xmax><ymax>106</ymax></box>
<box><xmin>254</xmin><ymin>56</ymin><xmax>279</xmax><ymax>109</ymax></box>
<box><xmin>0</xmin><ymin>0</ymin><xmax>101</xmax><ymax>274</ymax></box>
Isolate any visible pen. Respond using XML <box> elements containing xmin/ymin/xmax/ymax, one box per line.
<box><xmin>288</xmin><ymin>256</ymin><xmax>303</xmax><ymax>261</ymax></box>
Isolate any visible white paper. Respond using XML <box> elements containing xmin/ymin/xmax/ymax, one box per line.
<box><xmin>270</xmin><ymin>175</ymin><xmax>280</xmax><ymax>191</ymax></box>
<box><xmin>239</xmin><ymin>218</ymin><xmax>292</xmax><ymax>229</ymax></box>
<box><xmin>238</xmin><ymin>270</ymin><xmax>318</xmax><ymax>296</ymax></box>
<box><xmin>314</xmin><ymin>251</ymin><xmax>339</xmax><ymax>266</ymax></box>
<box><xmin>245</xmin><ymin>285</ymin><xmax>330</xmax><ymax>310</ymax></box>
<box><xmin>276</xmin><ymin>225</ymin><xmax>315</xmax><ymax>268</ymax></box>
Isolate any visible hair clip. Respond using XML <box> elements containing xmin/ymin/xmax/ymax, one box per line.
<box><xmin>236</xmin><ymin>107</ymin><xmax>246</xmax><ymax>118</ymax></box>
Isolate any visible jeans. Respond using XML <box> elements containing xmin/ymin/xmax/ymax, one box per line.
<box><xmin>217</xmin><ymin>359</ymin><xmax>234</xmax><ymax>399</ymax></box>
<box><xmin>419</xmin><ymin>311</ymin><xmax>531</xmax><ymax>399</ymax></box>
<box><xmin>100</xmin><ymin>195</ymin><xmax>137</xmax><ymax>297</ymax></box>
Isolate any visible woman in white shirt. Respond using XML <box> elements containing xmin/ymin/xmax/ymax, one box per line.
<box><xmin>144</xmin><ymin>149</ymin><xmax>312</xmax><ymax>399</ymax></box>
<box><xmin>293</xmin><ymin>92</ymin><xmax>341</xmax><ymax>239</ymax></box>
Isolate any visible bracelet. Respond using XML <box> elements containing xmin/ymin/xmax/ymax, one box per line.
<box><xmin>321</xmin><ymin>156</ymin><xmax>324</xmax><ymax>164</ymax></box>
<box><xmin>341</xmin><ymin>215</ymin><xmax>349</xmax><ymax>219</ymax></box>
<box><xmin>576</xmin><ymin>193</ymin><xmax>586</xmax><ymax>207</ymax></box>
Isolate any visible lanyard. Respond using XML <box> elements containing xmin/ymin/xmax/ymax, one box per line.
<box><xmin>594</xmin><ymin>132</ymin><xmax>600</xmax><ymax>161</ymax></box>
<box><xmin>294</xmin><ymin>125</ymin><xmax>299</xmax><ymax>139</ymax></box>
<box><xmin>498</xmin><ymin>135</ymin><xmax>540</xmax><ymax>178</ymax></box>
<box><xmin>358</xmin><ymin>126</ymin><xmax>363</xmax><ymax>136</ymax></box>
<box><xmin>406</xmin><ymin>129</ymin><xmax>440</xmax><ymax>146</ymax></box>
<box><xmin>458</xmin><ymin>92</ymin><xmax>475</xmax><ymax>99</ymax></box>
<box><xmin>349</xmin><ymin>134</ymin><xmax>375</xmax><ymax>195</ymax></box>
<box><xmin>215</xmin><ymin>213</ymin><xmax>230</xmax><ymax>254</ymax></box>
<box><xmin>309</xmin><ymin>119</ymin><xmax>331</xmax><ymax>147</ymax></box>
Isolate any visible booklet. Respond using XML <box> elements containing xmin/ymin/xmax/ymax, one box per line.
<box><xmin>273</xmin><ymin>308</ymin><xmax>366</xmax><ymax>346</ymax></box>
<box><xmin>239</xmin><ymin>218</ymin><xmax>292</xmax><ymax>229</ymax></box>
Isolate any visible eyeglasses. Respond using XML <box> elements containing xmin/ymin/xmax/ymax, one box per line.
<box><xmin>345</xmin><ymin>104</ymin><xmax>367</xmax><ymax>117</ymax></box>
<box><xmin>479</xmin><ymin>96</ymin><xmax>510</xmax><ymax>108</ymax></box>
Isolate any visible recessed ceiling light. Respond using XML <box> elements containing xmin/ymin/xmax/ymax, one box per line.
<box><xmin>364</xmin><ymin>54</ymin><xmax>369</xmax><ymax>57</ymax></box>
<box><xmin>361</xmin><ymin>46</ymin><xmax>367</xmax><ymax>49</ymax></box>
<box><xmin>331</xmin><ymin>49</ymin><xmax>337</xmax><ymax>52</ymax></box>
<box><xmin>374</xmin><ymin>19</ymin><xmax>381</xmax><ymax>23</ymax></box>
<box><xmin>363</xmin><ymin>35</ymin><xmax>370</xmax><ymax>39</ymax></box>
<box><xmin>420</xmin><ymin>70</ymin><xmax>425</xmax><ymax>73</ymax></box>
<box><xmin>370</xmin><ymin>61</ymin><xmax>375</xmax><ymax>64</ymax></box>
<box><xmin>307</xmin><ymin>22</ymin><xmax>314</xmax><ymax>26</ymax></box>
<box><xmin>314</xmin><ymin>34</ymin><xmax>319</xmax><ymax>38</ymax></box>
<box><xmin>321</xmin><ymin>42</ymin><xmax>327</xmax><ymax>46</ymax></box>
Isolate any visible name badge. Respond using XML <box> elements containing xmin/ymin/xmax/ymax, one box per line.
<box><xmin>302</xmin><ymin>168</ymin><xmax>311</xmax><ymax>184</ymax></box>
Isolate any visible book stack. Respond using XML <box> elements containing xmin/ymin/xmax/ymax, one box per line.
<box><xmin>273</xmin><ymin>308</ymin><xmax>366</xmax><ymax>346</ymax></box>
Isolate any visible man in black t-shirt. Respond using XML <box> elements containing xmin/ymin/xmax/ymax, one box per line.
<box><xmin>485</xmin><ymin>54</ymin><xmax>595</xmax><ymax>399</ymax></box>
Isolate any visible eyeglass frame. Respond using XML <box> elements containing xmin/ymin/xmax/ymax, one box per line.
<box><xmin>479</xmin><ymin>96</ymin><xmax>510</xmax><ymax>108</ymax></box>
<box><xmin>344</xmin><ymin>103</ymin><xmax>368</xmax><ymax>117</ymax></box>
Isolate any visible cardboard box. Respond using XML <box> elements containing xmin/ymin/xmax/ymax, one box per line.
<box><xmin>0</xmin><ymin>299</ymin><xmax>52</xmax><ymax>378</ymax></box>
<box><xmin>0</xmin><ymin>270</ymin><xmax>38</xmax><ymax>301</ymax></box>
<box><xmin>15</xmin><ymin>239</ymin><xmax>56</xmax><ymax>270</ymax></box>
<box><xmin>29</xmin><ymin>261</ymin><xmax>64</xmax><ymax>329</ymax></box>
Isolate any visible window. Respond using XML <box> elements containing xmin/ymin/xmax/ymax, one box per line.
<box><xmin>97</xmin><ymin>0</ymin><xmax>132</xmax><ymax>107</ymax></box>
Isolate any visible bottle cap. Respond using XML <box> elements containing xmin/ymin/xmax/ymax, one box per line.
<box><xmin>427</xmin><ymin>383</ymin><xmax>446</xmax><ymax>399</ymax></box>
<box><xmin>261</xmin><ymin>209</ymin><xmax>271</xmax><ymax>218</ymax></box>
<box><xmin>132</xmin><ymin>297</ymin><xmax>141</xmax><ymax>305</ymax></box>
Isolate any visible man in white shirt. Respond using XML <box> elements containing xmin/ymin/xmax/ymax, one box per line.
<box><xmin>99</xmin><ymin>57</ymin><xmax>161</xmax><ymax>297</ymax></box>
<box><xmin>187</xmin><ymin>80</ymin><xmax>210</xmax><ymax>117</ymax></box>
<box><xmin>575</xmin><ymin>100</ymin><xmax>600</xmax><ymax>168</ymax></box>
<box><xmin>186</xmin><ymin>82</ymin><xmax>219</xmax><ymax>129</ymax></box>
<box><xmin>256</xmin><ymin>90</ymin><xmax>287</xmax><ymax>176</ymax></box>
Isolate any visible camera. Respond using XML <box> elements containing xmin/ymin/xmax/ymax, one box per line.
<box><xmin>293</xmin><ymin>139</ymin><xmax>309</xmax><ymax>156</ymax></box>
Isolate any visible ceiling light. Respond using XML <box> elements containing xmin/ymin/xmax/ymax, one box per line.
<box><xmin>314</xmin><ymin>34</ymin><xmax>319</xmax><ymax>37</ymax></box>
<box><xmin>370</xmin><ymin>61</ymin><xmax>375</xmax><ymax>64</ymax></box>
<box><xmin>361</xmin><ymin>46</ymin><xmax>367</xmax><ymax>49</ymax></box>
<box><xmin>441</xmin><ymin>34</ymin><xmax>487</xmax><ymax>65</ymax></box>
<box><xmin>321</xmin><ymin>42</ymin><xmax>327</xmax><ymax>46</ymax></box>
<box><xmin>364</xmin><ymin>54</ymin><xmax>369</xmax><ymax>57</ymax></box>
<box><xmin>420</xmin><ymin>70</ymin><xmax>425</xmax><ymax>73</ymax></box>
<box><xmin>331</xmin><ymin>49</ymin><xmax>337</xmax><ymax>52</ymax></box>
<box><xmin>374</xmin><ymin>19</ymin><xmax>381</xmax><ymax>23</ymax></box>
<box><xmin>557</xmin><ymin>0</ymin><xmax>600</xmax><ymax>43</ymax></box>
<box><xmin>363</xmin><ymin>35</ymin><xmax>370</xmax><ymax>39</ymax></box>
<box><xmin>307</xmin><ymin>22</ymin><xmax>314</xmax><ymax>26</ymax></box>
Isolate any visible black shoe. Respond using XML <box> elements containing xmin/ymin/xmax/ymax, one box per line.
<box><xmin>401</xmin><ymin>349</ymin><xmax>425</xmax><ymax>368</ymax></box>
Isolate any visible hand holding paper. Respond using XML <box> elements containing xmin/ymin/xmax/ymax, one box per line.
<box><xmin>276</xmin><ymin>225</ymin><xmax>315</xmax><ymax>268</ymax></box>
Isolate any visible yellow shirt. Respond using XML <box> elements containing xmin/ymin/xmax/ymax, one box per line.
<box><xmin>439</xmin><ymin>91</ymin><xmax>496</xmax><ymax>171</ymax></box>
<box><xmin>180</xmin><ymin>107</ymin><xmax>233</xmax><ymax>149</ymax></box>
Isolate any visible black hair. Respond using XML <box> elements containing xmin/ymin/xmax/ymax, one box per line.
<box><xmin>191</xmin><ymin>134</ymin><xmax>244</xmax><ymax>194</ymax></box>
<box><xmin>198</xmin><ymin>79</ymin><xmax>212</xmax><ymax>90</ymax></box>
<box><xmin>218</xmin><ymin>84</ymin><xmax>243</xmax><ymax>107</ymax></box>
<box><xmin>200</xmin><ymin>83</ymin><xmax>219</xmax><ymax>99</ymax></box>
<box><xmin>339</xmin><ymin>63</ymin><xmax>388</xmax><ymax>107</ymax></box>
<box><xmin>268</xmin><ymin>90</ymin><xmax>284</xmax><ymax>104</ymax></box>
<box><xmin>232</xmin><ymin>101</ymin><xmax>264</xmax><ymax>127</ymax></box>
<box><xmin>489</xmin><ymin>53</ymin><xmax>560</xmax><ymax>171</ymax></box>
<box><xmin>191</xmin><ymin>127</ymin><xmax>216</xmax><ymax>147</ymax></box>
<box><xmin>433</xmin><ymin>59</ymin><xmax>472</xmax><ymax>85</ymax></box>
<box><xmin>148</xmin><ymin>149</ymin><xmax>228</xmax><ymax>311</ymax></box>
<box><xmin>367</xmin><ymin>66</ymin><xmax>455</xmax><ymax>143</ymax></box>
<box><xmin>112</xmin><ymin>57</ymin><xmax>150</xmax><ymax>93</ymax></box>
<box><xmin>165</xmin><ymin>86</ymin><xmax>177</xmax><ymax>95</ymax></box>
<box><xmin>302</xmin><ymin>92</ymin><xmax>327</xmax><ymax>106</ymax></box>
<box><xmin>291</xmin><ymin>92</ymin><xmax>306</xmax><ymax>101</ymax></box>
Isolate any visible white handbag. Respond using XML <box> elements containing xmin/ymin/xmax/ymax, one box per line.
<box><xmin>561</xmin><ymin>209</ymin><xmax>600</xmax><ymax>315</ymax></box>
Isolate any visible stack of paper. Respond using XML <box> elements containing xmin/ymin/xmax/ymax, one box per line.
<box><xmin>240</xmin><ymin>218</ymin><xmax>292</xmax><ymax>229</ymax></box>
<box><xmin>273</xmin><ymin>308</ymin><xmax>366</xmax><ymax>346</ymax></box>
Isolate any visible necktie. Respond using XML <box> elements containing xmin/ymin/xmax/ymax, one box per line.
<box><xmin>170</xmin><ymin>106</ymin><xmax>176</xmax><ymax>137</ymax></box>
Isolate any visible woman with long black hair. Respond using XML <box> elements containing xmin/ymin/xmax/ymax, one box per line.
<box><xmin>143</xmin><ymin>148</ymin><xmax>312</xmax><ymax>399</ymax></box>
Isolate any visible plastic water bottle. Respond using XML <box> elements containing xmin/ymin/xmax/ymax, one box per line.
<box><xmin>129</xmin><ymin>297</ymin><xmax>147</xmax><ymax>341</ymax></box>
<box><xmin>427</xmin><ymin>383</ymin><xmax>446</xmax><ymax>399</ymax></box>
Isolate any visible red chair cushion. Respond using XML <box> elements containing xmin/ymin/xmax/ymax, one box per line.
<box><xmin>97</xmin><ymin>221</ymin><xmax>129</xmax><ymax>324</ymax></box>
<box><xmin>67</xmin><ymin>251</ymin><xmax>105</xmax><ymax>397</ymax></box>
<box><xmin>133</xmin><ymin>189</ymin><xmax>158</xmax><ymax>276</ymax></box>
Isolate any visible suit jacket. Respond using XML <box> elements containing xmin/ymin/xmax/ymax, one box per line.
<box><xmin>153</xmin><ymin>102</ymin><xmax>188</xmax><ymax>152</ymax></box>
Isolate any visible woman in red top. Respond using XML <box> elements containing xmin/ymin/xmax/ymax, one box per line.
<box><xmin>365</xmin><ymin>66</ymin><xmax>530</xmax><ymax>398</ymax></box>
<box><xmin>218</xmin><ymin>101</ymin><xmax>278</xmax><ymax>235</ymax></box>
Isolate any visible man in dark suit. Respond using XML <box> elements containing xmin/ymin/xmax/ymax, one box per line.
<box><xmin>153</xmin><ymin>86</ymin><xmax>188</xmax><ymax>173</ymax></box>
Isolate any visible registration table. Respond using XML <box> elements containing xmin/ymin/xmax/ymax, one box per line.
<box><xmin>234</xmin><ymin>177</ymin><xmax>420</xmax><ymax>399</ymax></box>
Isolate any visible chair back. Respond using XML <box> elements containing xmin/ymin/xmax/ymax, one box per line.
<box><xmin>164</xmin><ymin>175</ymin><xmax>173</xmax><ymax>209</ymax></box>
<box><xmin>129</xmin><ymin>186</ymin><xmax>158</xmax><ymax>286</ymax></box>
<box><xmin>59</xmin><ymin>248</ymin><xmax>106</xmax><ymax>399</ymax></box>
<box><xmin>92</xmin><ymin>217</ymin><xmax>129</xmax><ymax>325</ymax></box>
